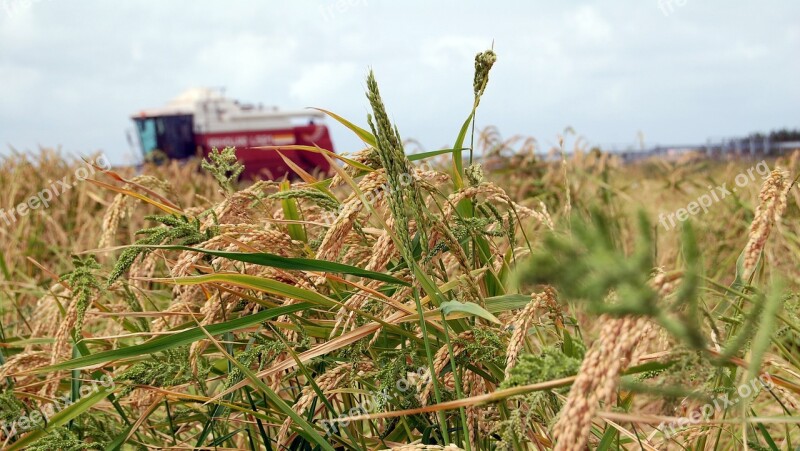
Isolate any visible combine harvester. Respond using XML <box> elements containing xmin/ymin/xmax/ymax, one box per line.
<box><xmin>131</xmin><ymin>88</ymin><xmax>335</xmax><ymax>179</ymax></box>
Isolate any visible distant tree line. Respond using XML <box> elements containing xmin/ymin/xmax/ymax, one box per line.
<box><xmin>747</xmin><ymin>128</ymin><xmax>800</xmax><ymax>142</ymax></box>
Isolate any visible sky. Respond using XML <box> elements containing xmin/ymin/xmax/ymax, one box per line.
<box><xmin>1</xmin><ymin>0</ymin><xmax>798</xmax><ymax>165</ymax></box>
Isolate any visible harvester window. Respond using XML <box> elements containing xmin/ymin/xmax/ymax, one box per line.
<box><xmin>134</xmin><ymin>115</ymin><xmax>195</xmax><ymax>161</ymax></box>
<box><xmin>136</xmin><ymin>119</ymin><xmax>158</xmax><ymax>155</ymax></box>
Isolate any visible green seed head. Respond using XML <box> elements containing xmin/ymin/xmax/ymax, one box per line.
<box><xmin>466</xmin><ymin>163</ymin><xmax>485</xmax><ymax>186</ymax></box>
<box><xmin>473</xmin><ymin>49</ymin><xmax>497</xmax><ymax>103</ymax></box>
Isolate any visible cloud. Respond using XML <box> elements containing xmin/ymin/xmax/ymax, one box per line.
<box><xmin>421</xmin><ymin>36</ymin><xmax>494</xmax><ymax>70</ymax></box>
<box><xmin>289</xmin><ymin>62</ymin><xmax>358</xmax><ymax>104</ymax></box>
<box><xmin>0</xmin><ymin>0</ymin><xmax>798</xmax><ymax>162</ymax></box>
<box><xmin>195</xmin><ymin>33</ymin><xmax>299</xmax><ymax>90</ymax></box>
<box><xmin>570</xmin><ymin>5</ymin><xmax>613</xmax><ymax>44</ymax></box>
<box><xmin>0</xmin><ymin>64</ymin><xmax>42</xmax><ymax>111</ymax></box>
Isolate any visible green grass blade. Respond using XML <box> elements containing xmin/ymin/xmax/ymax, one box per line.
<box><xmin>440</xmin><ymin>300</ymin><xmax>501</xmax><ymax>324</ymax></box>
<box><xmin>407</xmin><ymin>147</ymin><xmax>466</xmax><ymax>162</ymax></box>
<box><xmin>198</xmin><ymin>324</ymin><xmax>335</xmax><ymax>450</ymax></box>
<box><xmin>280</xmin><ymin>180</ymin><xmax>307</xmax><ymax>242</ymax></box>
<box><xmin>6</xmin><ymin>387</ymin><xmax>111</xmax><ymax>450</ymax></box>
<box><xmin>312</xmin><ymin>108</ymin><xmax>377</xmax><ymax>147</ymax></box>
<box><xmin>484</xmin><ymin>294</ymin><xmax>534</xmax><ymax>312</ymax></box>
<box><xmin>142</xmin><ymin>245</ymin><xmax>409</xmax><ymax>286</ymax></box>
<box><xmin>29</xmin><ymin>303</ymin><xmax>310</xmax><ymax>373</ymax></box>
<box><xmin>750</xmin><ymin>408</ymin><xmax>780</xmax><ymax>451</ymax></box>
<box><xmin>0</xmin><ymin>249</ymin><xmax>10</xmax><ymax>280</ymax></box>
<box><xmin>451</xmin><ymin>112</ymin><xmax>474</xmax><ymax>189</ymax></box>
<box><xmin>169</xmin><ymin>273</ymin><xmax>337</xmax><ymax>308</ymax></box>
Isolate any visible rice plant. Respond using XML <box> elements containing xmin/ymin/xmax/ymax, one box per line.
<box><xmin>0</xmin><ymin>49</ymin><xmax>799</xmax><ymax>450</ymax></box>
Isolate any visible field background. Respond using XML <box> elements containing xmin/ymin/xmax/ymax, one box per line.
<box><xmin>1</xmin><ymin>70</ymin><xmax>799</xmax><ymax>450</ymax></box>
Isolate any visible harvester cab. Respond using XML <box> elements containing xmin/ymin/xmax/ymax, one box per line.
<box><xmin>131</xmin><ymin>88</ymin><xmax>335</xmax><ymax>179</ymax></box>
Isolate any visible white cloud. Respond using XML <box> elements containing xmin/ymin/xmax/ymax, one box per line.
<box><xmin>0</xmin><ymin>0</ymin><xmax>798</xmax><ymax>161</ymax></box>
<box><xmin>421</xmin><ymin>35</ymin><xmax>494</xmax><ymax>70</ymax></box>
<box><xmin>195</xmin><ymin>33</ymin><xmax>299</xmax><ymax>90</ymax></box>
<box><xmin>130</xmin><ymin>42</ymin><xmax>144</xmax><ymax>62</ymax></box>
<box><xmin>289</xmin><ymin>62</ymin><xmax>358</xmax><ymax>103</ymax></box>
<box><xmin>570</xmin><ymin>5</ymin><xmax>613</xmax><ymax>44</ymax></box>
<box><xmin>0</xmin><ymin>64</ymin><xmax>42</xmax><ymax>110</ymax></box>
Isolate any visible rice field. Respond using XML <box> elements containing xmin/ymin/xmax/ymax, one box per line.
<box><xmin>1</xmin><ymin>50</ymin><xmax>799</xmax><ymax>450</ymax></box>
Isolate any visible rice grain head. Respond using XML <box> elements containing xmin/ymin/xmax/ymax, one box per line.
<box><xmin>366</xmin><ymin>71</ymin><xmax>427</xmax><ymax>261</ymax></box>
<box><xmin>41</xmin><ymin>301</ymin><xmax>81</xmax><ymax>397</ymax></box>
<box><xmin>421</xmin><ymin>331</ymin><xmax>473</xmax><ymax>406</ymax></box>
<box><xmin>742</xmin><ymin>168</ymin><xmax>791</xmax><ymax>277</ymax></box>
<box><xmin>99</xmin><ymin>193</ymin><xmax>128</xmax><ymax>248</ymax></box>
<box><xmin>277</xmin><ymin>361</ymin><xmax>374</xmax><ymax>446</ymax></box>
<box><xmin>552</xmin><ymin>315</ymin><xmax>649</xmax><ymax>451</ymax></box>
<box><xmin>504</xmin><ymin>291</ymin><xmax>556</xmax><ymax>378</ymax></box>
<box><xmin>463</xmin><ymin>369</ymin><xmax>488</xmax><ymax>450</ymax></box>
